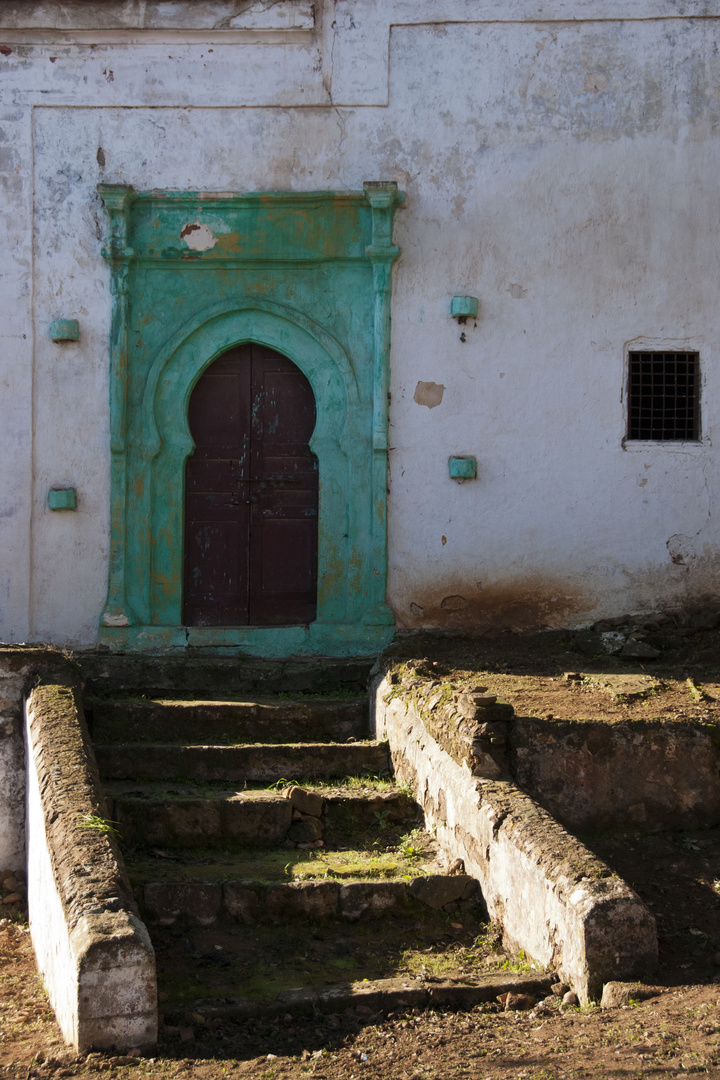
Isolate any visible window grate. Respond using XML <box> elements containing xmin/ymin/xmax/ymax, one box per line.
<box><xmin>627</xmin><ymin>351</ymin><xmax>700</xmax><ymax>441</ymax></box>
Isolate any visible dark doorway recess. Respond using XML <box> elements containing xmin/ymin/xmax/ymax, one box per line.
<box><xmin>183</xmin><ymin>344</ymin><xmax>318</xmax><ymax>627</ymax></box>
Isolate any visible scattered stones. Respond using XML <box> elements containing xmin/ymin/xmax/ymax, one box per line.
<box><xmin>551</xmin><ymin>982</ymin><xmax>570</xmax><ymax>997</ymax></box>
<box><xmin>484</xmin><ymin>952</ymin><xmax>507</xmax><ymax>966</ymax></box>
<box><xmin>587</xmin><ymin>674</ymin><xmax>661</xmax><ymax>703</ymax></box>
<box><xmin>562</xmin><ymin>991</ymin><xmax>579</xmax><ymax>1007</ymax></box>
<box><xmin>620</xmin><ymin>640</ymin><xmax>661</xmax><ymax>660</ymax></box>
<box><xmin>0</xmin><ymin>869</ymin><xmax>25</xmax><ymax>909</ymax></box>
<box><xmin>600</xmin><ymin>981</ymin><xmax>651</xmax><ymax>1008</ymax></box>
<box><xmin>600</xmin><ymin>632</ymin><xmax>626</xmax><ymax>655</ymax></box>
<box><xmin>499</xmin><ymin>992</ymin><xmax>537</xmax><ymax>1011</ymax></box>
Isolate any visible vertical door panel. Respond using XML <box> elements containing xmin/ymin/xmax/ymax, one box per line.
<box><xmin>183</xmin><ymin>350</ymin><xmax>252</xmax><ymax>626</ymax></box>
<box><xmin>249</xmin><ymin>347</ymin><xmax>318</xmax><ymax>625</ymax></box>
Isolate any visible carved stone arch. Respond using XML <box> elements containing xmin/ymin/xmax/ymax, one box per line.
<box><xmin>146</xmin><ymin>307</ymin><xmax>353</xmax><ymax>631</ymax></box>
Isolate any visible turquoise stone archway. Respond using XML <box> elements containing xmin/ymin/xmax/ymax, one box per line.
<box><xmin>97</xmin><ymin>184</ymin><xmax>403</xmax><ymax>657</ymax></box>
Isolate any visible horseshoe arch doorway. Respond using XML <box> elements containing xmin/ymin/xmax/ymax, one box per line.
<box><xmin>183</xmin><ymin>343</ymin><xmax>318</xmax><ymax>627</ymax></box>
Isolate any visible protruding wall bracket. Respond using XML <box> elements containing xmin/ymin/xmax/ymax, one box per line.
<box><xmin>449</xmin><ymin>456</ymin><xmax>477</xmax><ymax>483</ymax></box>
<box><xmin>48</xmin><ymin>488</ymin><xmax>77</xmax><ymax>511</ymax></box>
<box><xmin>450</xmin><ymin>296</ymin><xmax>478</xmax><ymax>323</ymax></box>
<box><xmin>49</xmin><ymin>320</ymin><xmax>79</xmax><ymax>342</ymax></box>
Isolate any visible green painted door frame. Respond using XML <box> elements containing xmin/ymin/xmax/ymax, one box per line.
<box><xmin>97</xmin><ymin>183</ymin><xmax>403</xmax><ymax>657</ymax></box>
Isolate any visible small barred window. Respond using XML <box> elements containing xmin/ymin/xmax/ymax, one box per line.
<box><xmin>627</xmin><ymin>351</ymin><xmax>700</xmax><ymax>441</ymax></box>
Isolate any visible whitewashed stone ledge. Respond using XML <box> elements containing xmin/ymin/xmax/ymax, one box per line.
<box><xmin>26</xmin><ymin>678</ymin><xmax>157</xmax><ymax>1053</ymax></box>
<box><xmin>371</xmin><ymin>674</ymin><xmax>658</xmax><ymax>1003</ymax></box>
<box><xmin>0</xmin><ymin>648</ymin><xmax>80</xmax><ymax>874</ymax></box>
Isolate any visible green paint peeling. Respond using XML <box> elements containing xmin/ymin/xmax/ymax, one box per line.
<box><xmin>98</xmin><ymin>184</ymin><xmax>403</xmax><ymax>658</ymax></box>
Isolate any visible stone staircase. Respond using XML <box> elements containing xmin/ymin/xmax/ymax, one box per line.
<box><xmin>86</xmin><ymin>675</ymin><xmax>554</xmax><ymax>1031</ymax></box>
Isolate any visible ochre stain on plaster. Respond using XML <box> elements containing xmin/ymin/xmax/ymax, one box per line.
<box><xmin>397</xmin><ymin>576</ymin><xmax>590</xmax><ymax>633</ymax></box>
<box><xmin>213</xmin><ymin>232</ymin><xmax>242</xmax><ymax>255</ymax></box>
<box><xmin>414</xmin><ymin>381</ymin><xmax>445</xmax><ymax>408</ymax></box>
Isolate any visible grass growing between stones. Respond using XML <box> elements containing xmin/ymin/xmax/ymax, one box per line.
<box><xmin>126</xmin><ymin>829</ymin><xmax>440</xmax><ymax>886</ymax></box>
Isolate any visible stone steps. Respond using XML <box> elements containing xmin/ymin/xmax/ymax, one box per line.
<box><xmin>106</xmin><ymin>783</ymin><xmax>418</xmax><ymax>848</ymax></box>
<box><xmin>92</xmin><ymin>682</ymin><xmax>554</xmax><ymax>1023</ymax></box>
<box><xmin>137</xmin><ymin>873</ymin><xmax>480</xmax><ymax>927</ymax></box>
<box><xmin>94</xmin><ymin>740</ymin><xmax>390</xmax><ymax>782</ymax></box>
<box><xmin>89</xmin><ymin>696</ymin><xmax>368</xmax><ymax>745</ymax></box>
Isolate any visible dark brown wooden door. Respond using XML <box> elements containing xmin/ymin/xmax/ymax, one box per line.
<box><xmin>183</xmin><ymin>344</ymin><xmax>318</xmax><ymax>626</ymax></box>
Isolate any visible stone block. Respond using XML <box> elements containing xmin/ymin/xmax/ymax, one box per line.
<box><xmin>223</xmin><ymin>797</ymin><xmax>292</xmax><ymax>845</ymax></box>
<box><xmin>264</xmin><ymin>881</ymin><xmax>340</xmax><ymax>921</ymax></box>
<box><xmin>340</xmin><ymin>881</ymin><xmax>408</xmax><ymax>921</ymax></box>
<box><xmin>223</xmin><ymin>883</ymin><xmax>261</xmax><ymax>924</ymax></box>
<box><xmin>408</xmin><ymin>874</ymin><xmax>477</xmax><ymax>909</ymax></box>
<box><xmin>287</xmin><ymin>786</ymin><xmax>324</xmax><ymax>817</ymax></box>
<box><xmin>143</xmin><ymin>882</ymin><xmax>221</xmax><ymax>926</ymax></box>
<box><xmin>287</xmin><ymin>817</ymin><xmax>324</xmax><ymax>843</ymax></box>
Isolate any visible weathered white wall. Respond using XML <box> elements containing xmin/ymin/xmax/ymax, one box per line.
<box><xmin>3</xmin><ymin>0</ymin><xmax>720</xmax><ymax>643</ymax></box>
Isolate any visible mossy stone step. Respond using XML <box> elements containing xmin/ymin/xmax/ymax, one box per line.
<box><xmin>138</xmin><ymin>874</ymin><xmax>479</xmax><ymax>927</ymax></box>
<box><xmin>94</xmin><ymin>740</ymin><xmax>390</xmax><ymax>783</ymax></box>
<box><xmin>89</xmin><ymin>696</ymin><xmax>368</xmax><ymax>744</ymax></box>
<box><xmin>125</xmin><ymin>838</ymin><xmax>440</xmax><ymax>887</ymax></box>
<box><xmin>152</xmin><ymin>914</ymin><xmax>550</xmax><ymax>1019</ymax></box>
<box><xmin>107</xmin><ymin>784</ymin><xmax>418</xmax><ymax>848</ymax></box>
<box><xmin>79</xmin><ymin>655</ymin><xmax>373</xmax><ymax>699</ymax></box>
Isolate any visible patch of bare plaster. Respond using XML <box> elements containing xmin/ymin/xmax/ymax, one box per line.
<box><xmin>440</xmin><ymin>595</ymin><xmax>467</xmax><ymax>611</ymax></box>
<box><xmin>414</xmin><ymin>381</ymin><xmax>445</xmax><ymax>408</ymax></box>
<box><xmin>180</xmin><ymin>222</ymin><xmax>217</xmax><ymax>252</ymax></box>
<box><xmin>584</xmin><ymin>72</ymin><xmax>610</xmax><ymax>93</ymax></box>
<box><xmin>508</xmin><ymin>283</ymin><xmax>527</xmax><ymax>299</ymax></box>
<box><xmin>101</xmin><ymin>612</ymin><xmax>129</xmax><ymax>627</ymax></box>
<box><xmin>410</xmin><ymin>602</ymin><xmax>424</xmax><ymax>616</ymax></box>
<box><xmin>667</xmin><ymin>534</ymin><xmax>697</xmax><ymax>566</ymax></box>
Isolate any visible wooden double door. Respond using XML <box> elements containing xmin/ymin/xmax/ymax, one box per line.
<box><xmin>183</xmin><ymin>344</ymin><xmax>318</xmax><ymax>626</ymax></box>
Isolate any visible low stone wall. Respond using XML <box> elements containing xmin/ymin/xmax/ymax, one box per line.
<box><xmin>509</xmin><ymin>717</ymin><xmax>720</xmax><ymax>833</ymax></box>
<box><xmin>0</xmin><ymin>648</ymin><xmax>80</xmax><ymax>874</ymax></box>
<box><xmin>26</xmin><ymin>676</ymin><xmax>157</xmax><ymax>1052</ymax></box>
<box><xmin>371</xmin><ymin>675</ymin><xmax>658</xmax><ymax>1003</ymax></box>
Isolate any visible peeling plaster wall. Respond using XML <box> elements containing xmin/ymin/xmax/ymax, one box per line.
<box><xmin>3</xmin><ymin>1</ymin><xmax>720</xmax><ymax>643</ymax></box>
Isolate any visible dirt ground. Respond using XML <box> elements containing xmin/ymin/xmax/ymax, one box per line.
<box><xmin>382</xmin><ymin>624</ymin><xmax>720</xmax><ymax>726</ymax></box>
<box><xmin>4</xmin><ymin>880</ymin><xmax>720</xmax><ymax>1080</ymax></box>
<box><xmin>6</xmin><ymin>626</ymin><xmax>720</xmax><ymax>1078</ymax></box>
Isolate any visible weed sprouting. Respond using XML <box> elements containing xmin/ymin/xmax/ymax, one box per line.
<box><xmin>77</xmin><ymin>813</ymin><xmax>121</xmax><ymax>839</ymax></box>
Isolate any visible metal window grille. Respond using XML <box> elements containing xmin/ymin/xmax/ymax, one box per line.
<box><xmin>627</xmin><ymin>351</ymin><xmax>700</xmax><ymax>441</ymax></box>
